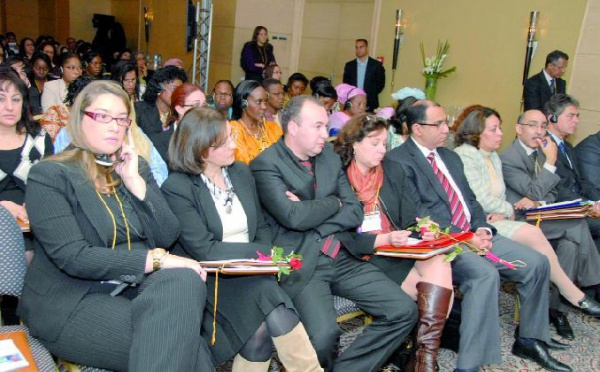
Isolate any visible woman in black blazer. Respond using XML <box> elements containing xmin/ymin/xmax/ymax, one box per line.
<box><xmin>162</xmin><ymin>107</ymin><xmax>322</xmax><ymax>372</ymax></box>
<box><xmin>334</xmin><ymin>114</ymin><xmax>453</xmax><ymax>372</ymax></box>
<box><xmin>20</xmin><ymin>80</ymin><xmax>213</xmax><ymax>372</ymax></box>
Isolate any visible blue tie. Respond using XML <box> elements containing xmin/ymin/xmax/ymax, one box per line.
<box><xmin>558</xmin><ymin>142</ymin><xmax>572</xmax><ymax>168</ymax></box>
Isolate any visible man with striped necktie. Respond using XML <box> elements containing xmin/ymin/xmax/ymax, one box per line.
<box><xmin>387</xmin><ymin>101</ymin><xmax>568</xmax><ymax>372</ymax></box>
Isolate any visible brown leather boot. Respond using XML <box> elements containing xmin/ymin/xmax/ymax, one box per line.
<box><xmin>414</xmin><ymin>282</ymin><xmax>453</xmax><ymax>372</ymax></box>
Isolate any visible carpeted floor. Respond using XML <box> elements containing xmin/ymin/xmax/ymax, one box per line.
<box><xmin>216</xmin><ymin>290</ymin><xmax>600</xmax><ymax>371</ymax></box>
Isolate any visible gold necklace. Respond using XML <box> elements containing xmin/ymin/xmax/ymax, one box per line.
<box><xmin>239</xmin><ymin>118</ymin><xmax>266</xmax><ymax>140</ymax></box>
<box><xmin>95</xmin><ymin>185</ymin><xmax>132</xmax><ymax>250</ymax></box>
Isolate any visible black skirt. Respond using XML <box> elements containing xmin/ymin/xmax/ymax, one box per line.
<box><xmin>201</xmin><ymin>274</ymin><xmax>295</xmax><ymax>364</ymax></box>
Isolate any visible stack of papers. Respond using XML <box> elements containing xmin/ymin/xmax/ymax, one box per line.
<box><xmin>524</xmin><ymin>199</ymin><xmax>591</xmax><ymax>221</ymax></box>
<box><xmin>0</xmin><ymin>339</ymin><xmax>29</xmax><ymax>372</ymax></box>
<box><xmin>198</xmin><ymin>259</ymin><xmax>291</xmax><ymax>275</ymax></box>
<box><xmin>375</xmin><ymin>232</ymin><xmax>474</xmax><ymax>260</ymax></box>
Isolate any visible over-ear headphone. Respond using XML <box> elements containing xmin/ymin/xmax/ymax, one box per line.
<box><xmin>550</xmin><ymin>114</ymin><xmax>558</xmax><ymax>123</ymax></box>
<box><xmin>241</xmin><ymin>98</ymin><xmax>248</xmax><ymax>110</ymax></box>
<box><xmin>59</xmin><ymin>66</ymin><xmax>63</xmax><ymax>74</ymax></box>
<box><xmin>344</xmin><ymin>87</ymin><xmax>357</xmax><ymax>111</ymax></box>
<box><xmin>313</xmin><ymin>93</ymin><xmax>320</xmax><ymax>99</ymax></box>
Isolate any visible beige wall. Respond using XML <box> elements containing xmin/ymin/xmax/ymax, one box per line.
<box><xmin>69</xmin><ymin>0</ymin><xmax>111</xmax><ymax>42</ymax></box>
<box><xmin>376</xmin><ymin>0</ymin><xmax>587</xmax><ymax>149</ymax></box>
<box><xmin>570</xmin><ymin>0</ymin><xmax>600</xmax><ymax>143</ymax></box>
<box><xmin>5</xmin><ymin>0</ymin><xmax>39</xmax><ymax>40</ymax></box>
<box><xmin>301</xmin><ymin>0</ymin><xmax>373</xmax><ymax>85</ymax></box>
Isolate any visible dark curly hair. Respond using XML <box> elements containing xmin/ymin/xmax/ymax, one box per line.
<box><xmin>0</xmin><ymin>66</ymin><xmax>41</xmax><ymax>136</ymax></box>
<box><xmin>334</xmin><ymin>113</ymin><xmax>388</xmax><ymax>167</ymax></box>
<box><xmin>111</xmin><ymin>60</ymin><xmax>139</xmax><ymax>100</ymax></box>
<box><xmin>142</xmin><ymin>65</ymin><xmax>188</xmax><ymax>103</ymax></box>
<box><xmin>454</xmin><ymin>106</ymin><xmax>501</xmax><ymax>148</ymax></box>
<box><xmin>389</xmin><ymin>96</ymin><xmax>420</xmax><ymax>136</ymax></box>
<box><xmin>65</xmin><ymin>76</ymin><xmax>95</xmax><ymax>106</ymax></box>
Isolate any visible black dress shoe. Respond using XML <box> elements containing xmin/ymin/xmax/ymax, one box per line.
<box><xmin>577</xmin><ymin>296</ymin><xmax>600</xmax><ymax>317</ymax></box>
<box><xmin>545</xmin><ymin>338</ymin><xmax>570</xmax><ymax>350</ymax></box>
<box><xmin>512</xmin><ymin>338</ymin><xmax>572</xmax><ymax>372</ymax></box>
<box><xmin>550</xmin><ymin>313</ymin><xmax>574</xmax><ymax>340</ymax></box>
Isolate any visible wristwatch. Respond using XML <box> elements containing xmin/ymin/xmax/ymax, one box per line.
<box><xmin>152</xmin><ymin>248</ymin><xmax>168</xmax><ymax>271</ymax></box>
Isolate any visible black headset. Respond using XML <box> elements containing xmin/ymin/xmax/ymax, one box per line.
<box><xmin>549</xmin><ymin>114</ymin><xmax>558</xmax><ymax>123</ymax></box>
<box><xmin>241</xmin><ymin>98</ymin><xmax>249</xmax><ymax>110</ymax></box>
<box><xmin>344</xmin><ymin>87</ymin><xmax>358</xmax><ymax>110</ymax></box>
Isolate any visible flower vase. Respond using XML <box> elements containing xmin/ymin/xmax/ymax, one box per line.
<box><xmin>425</xmin><ymin>77</ymin><xmax>438</xmax><ymax>101</ymax></box>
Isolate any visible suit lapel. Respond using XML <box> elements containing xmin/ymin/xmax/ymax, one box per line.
<box><xmin>406</xmin><ymin>140</ymin><xmax>450</xmax><ymax>208</ymax></box>
<box><xmin>512</xmin><ymin>140</ymin><xmax>536</xmax><ymax>175</ymax></box>
<box><xmin>191</xmin><ymin>174</ymin><xmax>225</xmax><ymax>241</ymax></box>
<box><xmin>72</xmin><ymin>175</ymin><xmax>112</xmax><ymax>246</ymax></box>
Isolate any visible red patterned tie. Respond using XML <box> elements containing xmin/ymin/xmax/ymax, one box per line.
<box><xmin>427</xmin><ymin>152</ymin><xmax>470</xmax><ymax>231</ymax></box>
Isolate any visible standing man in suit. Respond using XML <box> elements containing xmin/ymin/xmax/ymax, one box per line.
<box><xmin>343</xmin><ymin>39</ymin><xmax>385</xmax><ymax>111</ymax></box>
<box><xmin>523</xmin><ymin>50</ymin><xmax>568</xmax><ymax>111</ymax></box>
<box><xmin>542</xmin><ymin>94</ymin><xmax>600</xmax><ymax>247</ymax></box>
<box><xmin>387</xmin><ymin>101</ymin><xmax>570</xmax><ymax>372</ymax></box>
<box><xmin>250</xmin><ymin>96</ymin><xmax>417</xmax><ymax>372</ymax></box>
<box><xmin>500</xmin><ymin>109</ymin><xmax>600</xmax><ymax>340</ymax></box>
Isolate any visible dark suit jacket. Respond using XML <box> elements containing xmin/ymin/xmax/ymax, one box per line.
<box><xmin>548</xmin><ymin>135</ymin><xmax>600</xmax><ymax>202</ymax></box>
<box><xmin>523</xmin><ymin>70</ymin><xmax>566</xmax><ymax>111</ymax></box>
<box><xmin>19</xmin><ymin>158</ymin><xmax>179</xmax><ymax>342</ymax></box>
<box><xmin>161</xmin><ymin>162</ymin><xmax>272</xmax><ymax>261</ymax></box>
<box><xmin>386</xmin><ymin>138</ymin><xmax>495</xmax><ymax>234</ymax></box>
<box><xmin>148</xmin><ymin>125</ymin><xmax>174</xmax><ymax>165</ymax></box>
<box><xmin>575</xmin><ymin>132</ymin><xmax>600</xmax><ymax>200</ymax></box>
<box><xmin>343</xmin><ymin>56</ymin><xmax>385</xmax><ymax>111</ymax></box>
<box><xmin>250</xmin><ymin>139</ymin><xmax>363</xmax><ymax>298</ymax></box>
<box><xmin>134</xmin><ymin>100</ymin><xmax>163</xmax><ymax>135</ymax></box>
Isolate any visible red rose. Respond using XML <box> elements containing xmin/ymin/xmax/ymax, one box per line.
<box><xmin>289</xmin><ymin>258</ymin><xmax>303</xmax><ymax>270</ymax></box>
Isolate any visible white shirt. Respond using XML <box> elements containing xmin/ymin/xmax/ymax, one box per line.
<box><xmin>411</xmin><ymin>138</ymin><xmax>472</xmax><ymax>223</ymax></box>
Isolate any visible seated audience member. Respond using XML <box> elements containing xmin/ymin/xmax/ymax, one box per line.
<box><xmin>41</xmin><ymin>76</ymin><xmax>92</xmax><ymax>142</ymax></box>
<box><xmin>311</xmin><ymin>78</ymin><xmax>338</xmax><ymax>113</ymax></box>
<box><xmin>212</xmin><ymin>80</ymin><xmax>234</xmax><ymax>119</ymax></box>
<box><xmin>575</xmin><ymin>131</ymin><xmax>600</xmax><ymax>198</ymax></box>
<box><xmin>150</xmin><ymin>82</ymin><xmax>206</xmax><ymax>166</ymax></box>
<box><xmin>386</xmin><ymin>101</ymin><xmax>570</xmax><ymax>372</ymax></box>
<box><xmin>41</xmin><ymin>52</ymin><xmax>82</xmax><ymax>113</ymax></box>
<box><xmin>388</xmin><ymin>87</ymin><xmax>425</xmax><ymax>150</ymax></box>
<box><xmin>262</xmin><ymin>78</ymin><xmax>284</xmax><ymax>125</ymax></box>
<box><xmin>164</xmin><ymin>58</ymin><xmax>184</xmax><ymax>69</ymax></box>
<box><xmin>0</xmin><ymin>65</ymin><xmax>52</xmax><ymax>281</ymax></box>
<box><xmin>230</xmin><ymin>80</ymin><xmax>282</xmax><ymax>165</ymax></box>
<box><xmin>162</xmin><ymin>107</ymin><xmax>322</xmax><ymax>371</ymax></box>
<box><xmin>541</xmin><ymin>94</ymin><xmax>600</xmax><ymax>248</ymax></box>
<box><xmin>283</xmin><ymin>72</ymin><xmax>308</xmax><ymax>106</ymax></box>
<box><xmin>0</xmin><ymin>66</ymin><xmax>52</xmax><ymax>224</ymax></box>
<box><xmin>35</xmin><ymin>41</ymin><xmax>60</xmax><ymax>78</ymax></box>
<box><xmin>111</xmin><ymin>60</ymin><xmax>140</xmax><ymax>103</ymax></box>
<box><xmin>4</xmin><ymin>56</ymin><xmax>30</xmax><ymax>88</ymax></box>
<box><xmin>250</xmin><ymin>96</ymin><xmax>418</xmax><ymax>371</ymax></box>
<box><xmin>334</xmin><ymin>114</ymin><xmax>453</xmax><ymax>371</ymax></box>
<box><xmin>65</xmin><ymin>37</ymin><xmax>77</xmax><ymax>53</ymax></box>
<box><xmin>83</xmin><ymin>51</ymin><xmax>103</xmax><ymax>79</ymax></box>
<box><xmin>0</xmin><ymin>43</ymin><xmax>7</xmax><ymax>64</ymax></box>
<box><xmin>135</xmin><ymin>65</ymin><xmax>187</xmax><ymax>135</ymax></box>
<box><xmin>263</xmin><ymin>63</ymin><xmax>282</xmax><ymax>81</ymax></box>
<box><xmin>455</xmin><ymin>107</ymin><xmax>600</xmax><ymax>341</ymax></box>
<box><xmin>120</xmin><ymin>48</ymin><xmax>133</xmax><ymax>61</ymax></box>
<box><xmin>28</xmin><ymin>53</ymin><xmax>53</xmax><ymax>116</ymax></box>
<box><xmin>53</xmin><ymin>76</ymin><xmax>169</xmax><ymax>186</ymax></box>
<box><xmin>19</xmin><ymin>80</ymin><xmax>213</xmax><ymax>372</ymax></box>
<box><xmin>329</xmin><ymin>83</ymin><xmax>366</xmax><ymax>136</ymax></box>
<box><xmin>18</xmin><ymin>37</ymin><xmax>35</xmax><ymax>62</ymax></box>
<box><xmin>135</xmin><ymin>52</ymin><xmax>153</xmax><ymax>96</ymax></box>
